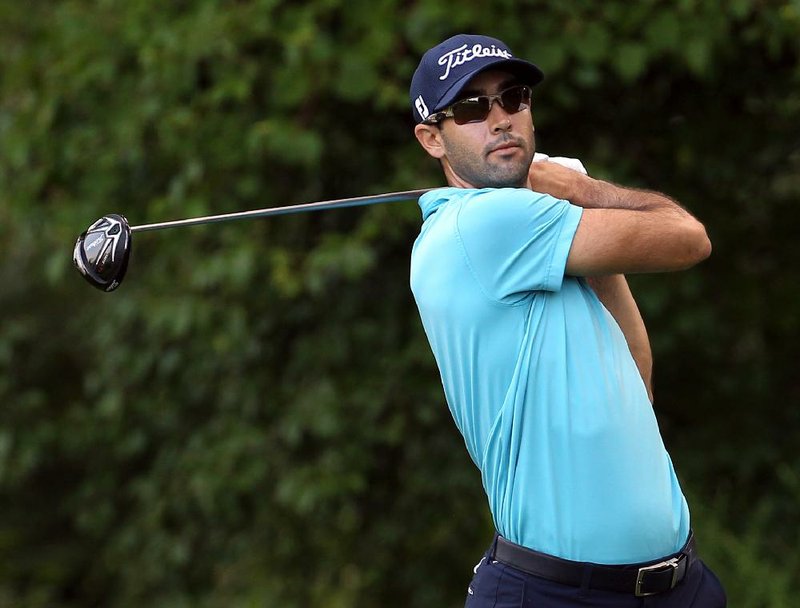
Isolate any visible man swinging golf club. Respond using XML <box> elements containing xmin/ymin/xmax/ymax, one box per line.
<box><xmin>409</xmin><ymin>34</ymin><xmax>727</xmax><ymax>607</ymax></box>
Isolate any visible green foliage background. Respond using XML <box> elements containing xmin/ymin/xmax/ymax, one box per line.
<box><xmin>1</xmin><ymin>0</ymin><xmax>798</xmax><ymax>606</ymax></box>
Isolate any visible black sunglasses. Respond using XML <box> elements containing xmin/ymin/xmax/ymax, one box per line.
<box><xmin>423</xmin><ymin>84</ymin><xmax>532</xmax><ymax>126</ymax></box>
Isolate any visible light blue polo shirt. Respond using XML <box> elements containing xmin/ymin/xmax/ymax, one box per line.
<box><xmin>410</xmin><ymin>187</ymin><xmax>690</xmax><ymax>564</ymax></box>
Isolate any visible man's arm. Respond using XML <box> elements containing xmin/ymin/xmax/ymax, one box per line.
<box><xmin>529</xmin><ymin>161</ymin><xmax>711</xmax><ymax>276</ymax></box>
<box><xmin>587</xmin><ymin>274</ymin><xmax>654</xmax><ymax>402</ymax></box>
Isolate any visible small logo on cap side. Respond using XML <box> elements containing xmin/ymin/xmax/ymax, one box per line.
<box><xmin>437</xmin><ymin>43</ymin><xmax>513</xmax><ymax>80</ymax></box>
<box><xmin>415</xmin><ymin>95</ymin><xmax>430</xmax><ymax>120</ymax></box>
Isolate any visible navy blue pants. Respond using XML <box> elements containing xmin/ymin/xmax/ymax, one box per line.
<box><xmin>465</xmin><ymin>541</ymin><xmax>727</xmax><ymax>607</ymax></box>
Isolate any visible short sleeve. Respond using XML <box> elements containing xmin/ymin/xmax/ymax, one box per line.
<box><xmin>455</xmin><ymin>188</ymin><xmax>582</xmax><ymax>301</ymax></box>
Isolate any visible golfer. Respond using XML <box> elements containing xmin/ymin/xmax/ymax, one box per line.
<box><xmin>409</xmin><ymin>34</ymin><xmax>726</xmax><ymax>607</ymax></box>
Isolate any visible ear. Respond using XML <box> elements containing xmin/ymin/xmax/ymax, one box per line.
<box><xmin>414</xmin><ymin>123</ymin><xmax>446</xmax><ymax>159</ymax></box>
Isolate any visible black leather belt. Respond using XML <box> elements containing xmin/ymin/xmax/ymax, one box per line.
<box><xmin>492</xmin><ymin>533</ymin><xmax>696</xmax><ymax>597</ymax></box>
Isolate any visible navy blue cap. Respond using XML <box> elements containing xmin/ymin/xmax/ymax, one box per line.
<box><xmin>410</xmin><ymin>34</ymin><xmax>544</xmax><ymax>124</ymax></box>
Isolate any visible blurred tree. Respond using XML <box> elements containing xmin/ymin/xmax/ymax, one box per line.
<box><xmin>0</xmin><ymin>0</ymin><xmax>798</xmax><ymax>606</ymax></box>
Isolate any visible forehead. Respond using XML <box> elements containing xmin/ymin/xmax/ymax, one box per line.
<box><xmin>462</xmin><ymin>69</ymin><xmax>518</xmax><ymax>94</ymax></box>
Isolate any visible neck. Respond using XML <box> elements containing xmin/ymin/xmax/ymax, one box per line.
<box><xmin>443</xmin><ymin>164</ymin><xmax>532</xmax><ymax>189</ymax></box>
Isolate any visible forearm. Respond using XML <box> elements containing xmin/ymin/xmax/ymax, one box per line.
<box><xmin>530</xmin><ymin>160</ymin><xmax>711</xmax><ymax>274</ymax></box>
<box><xmin>587</xmin><ymin>274</ymin><xmax>654</xmax><ymax>401</ymax></box>
<box><xmin>538</xmin><ymin>166</ymin><xmax>699</xmax><ymax>221</ymax></box>
<box><xmin>576</xmin><ymin>177</ymin><xmax>685</xmax><ymax>213</ymax></box>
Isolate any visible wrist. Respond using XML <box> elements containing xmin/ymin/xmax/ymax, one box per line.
<box><xmin>563</xmin><ymin>173</ymin><xmax>599</xmax><ymax>207</ymax></box>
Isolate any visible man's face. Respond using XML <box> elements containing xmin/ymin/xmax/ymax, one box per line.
<box><xmin>419</xmin><ymin>70</ymin><xmax>536</xmax><ymax>189</ymax></box>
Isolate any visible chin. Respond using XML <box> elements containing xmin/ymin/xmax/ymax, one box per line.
<box><xmin>483</xmin><ymin>166</ymin><xmax>529</xmax><ymax>189</ymax></box>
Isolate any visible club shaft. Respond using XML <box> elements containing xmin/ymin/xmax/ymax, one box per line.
<box><xmin>129</xmin><ymin>188</ymin><xmax>435</xmax><ymax>233</ymax></box>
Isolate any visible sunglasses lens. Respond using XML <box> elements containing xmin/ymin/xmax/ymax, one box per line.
<box><xmin>501</xmin><ymin>86</ymin><xmax>531</xmax><ymax>114</ymax></box>
<box><xmin>452</xmin><ymin>97</ymin><xmax>491</xmax><ymax>125</ymax></box>
<box><xmin>450</xmin><ymin>86</ymin><xmax>531</xmax><ymax>125</ymax></box>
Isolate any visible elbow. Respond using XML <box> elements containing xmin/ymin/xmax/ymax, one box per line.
<box><xmin>698</xmin><ymin>233</ymin><xmax>712</xmax><ymax>262</ymax></box>
<box><xmin>681</xmin><ymin>223</ymin><xmax>712</xmax><ymax>268</ymax></box>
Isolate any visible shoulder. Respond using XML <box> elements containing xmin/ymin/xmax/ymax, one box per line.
<box><xmin>456</xmin><ymin>188</ymin><xmax>573</xmax><ymax>231</ymax></box>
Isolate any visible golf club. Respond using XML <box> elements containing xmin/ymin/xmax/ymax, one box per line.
<box><xmin>73</xmin><ymin>188</ymin><xmax>433</xmax><ymax>292</ymax></box>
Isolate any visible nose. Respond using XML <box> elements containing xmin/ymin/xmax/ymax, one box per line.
<box><xmin>487</xmin><ymin>99</ymin><xmax>512</xmax><ymax>132</ymax></box>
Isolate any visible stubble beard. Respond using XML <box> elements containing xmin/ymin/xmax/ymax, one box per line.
<box><xmin>444</xmin><ymin>132</ymin><xmax>536</xmax><ymax>189</ymax></box>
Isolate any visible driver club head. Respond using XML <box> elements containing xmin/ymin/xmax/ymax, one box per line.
<box><xmin>73</xmin><ymin>214</ymin><xmax>132</xmax><ymax>292</ymax></box>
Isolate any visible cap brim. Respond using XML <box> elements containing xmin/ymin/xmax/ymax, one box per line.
<box><xmin>433</xmin><ymin>58</ymin><xmax>544</xmax><ymax>114</ymax></box>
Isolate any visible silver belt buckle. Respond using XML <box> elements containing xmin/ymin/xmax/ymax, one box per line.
<box><xmin>634</xmin><ymin>556</ymin><xmax>681</xmax><ymax>597</ymax></box>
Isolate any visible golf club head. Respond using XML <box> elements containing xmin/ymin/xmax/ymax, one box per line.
<box><xmin>73</xmin><ymin>214</ymin><xmax>132</xmax><ymax>292</ymax></box>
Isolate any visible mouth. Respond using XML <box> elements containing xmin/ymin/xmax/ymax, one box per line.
<box><xmin>487</xmin><ymin>140</ymin><xmax>523</xmax><ymax>156</ymax></box>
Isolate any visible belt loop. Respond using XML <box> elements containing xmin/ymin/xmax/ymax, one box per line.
<box><xmin>490</xmin><ymin>533</ymin><xmax>500</xmax><ymax>559</ymax></box>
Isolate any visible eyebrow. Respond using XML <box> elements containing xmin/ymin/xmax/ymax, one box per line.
<box><xmin>458</xmin><ymin>77</ymin><xmax>521</xmax><ymax>99</ymax></box>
